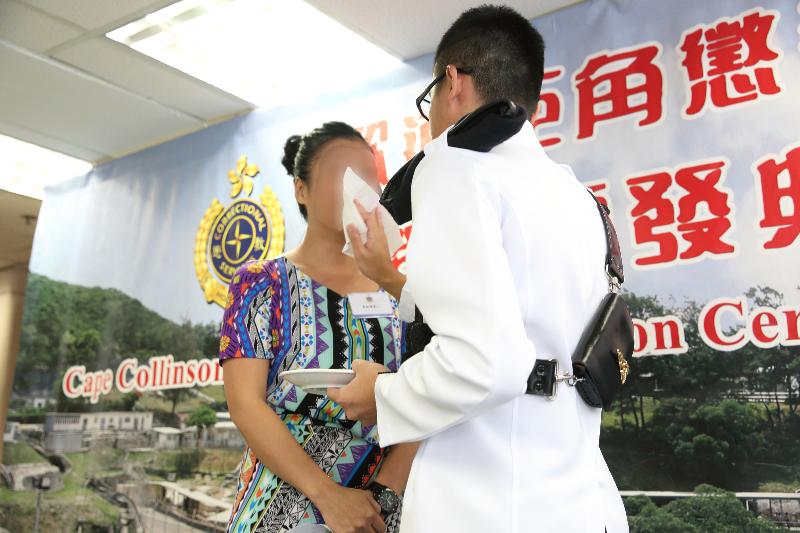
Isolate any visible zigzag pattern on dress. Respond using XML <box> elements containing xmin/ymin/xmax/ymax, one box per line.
<box><xmin>244</xmin><ymin>286</ymin><xmax>273</xmax><ymax>360</ymax></box>
<box><xmin>326</xmin><ymin>284</ymin><xmax>348</xmax><ymax>369</ymax></box>
<box><xmin>256</xmin><ymin>426</ymin><xmax>349</xmax><ymax>531</ymax></box>
<box><xmin>286</xmin><ymin>265</ymin><xmax>302</xmax><ymax>361</ymax></box>
<box><xmin>365</xmin><ymin>318</ymin><xmax>384</xmax><ymax>365</ymax></box>
<box><xmin>306</xmin><ymin>281</ymin><xmax>330</xmax><ymax>369</ymax></box>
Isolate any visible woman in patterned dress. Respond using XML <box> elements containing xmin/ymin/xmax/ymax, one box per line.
<box><xmin>220</xmin><ymin>122</ymin><xmax>418</xmax><ymax>533</ymax></box>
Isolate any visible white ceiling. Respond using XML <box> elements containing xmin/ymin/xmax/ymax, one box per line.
<box><xmin>0</xmin><ymin>0</ymin><xmax>583</xmax><ymax>165</ymax></box>
<box><xmin>307</xmin><ymin>0</ymin><xmax>585</xmax><ymax>61</ymax></box>
<box><xmin>0</xmin><ymin>0</ymin><xmax>253</xmax><ymax>164</ymax></box>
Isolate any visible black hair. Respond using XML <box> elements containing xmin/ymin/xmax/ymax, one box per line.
<box><xmin>281</xmin><ymin>121</ymin><xmax>368</xmax><ymax>220</ymax></box>
<box><xmin>434</xmin><ymin>4</ymin><xmax>545</xmax><ymax>114</ymax></box>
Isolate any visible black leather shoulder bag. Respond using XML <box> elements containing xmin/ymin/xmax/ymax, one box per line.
<box><xmin>526</xmin><ymin>192</ymin><xmax>635</xmax><ymax>409</ymax></box>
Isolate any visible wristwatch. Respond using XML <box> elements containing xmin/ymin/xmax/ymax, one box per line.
<box><xmin>367</xmin><ymin>481</ymin><xmax>401</xmax><ymax>516</ymax></box>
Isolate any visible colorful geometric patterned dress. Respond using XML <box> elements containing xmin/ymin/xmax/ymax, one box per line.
<box><xmin>219</xmin><ymin>256</ymin><xmax>405</xmax><ymax>532</ymax></box>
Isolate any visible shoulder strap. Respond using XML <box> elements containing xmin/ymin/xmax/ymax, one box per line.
<box><xmin>587</xmin><ymin>190</ymin><xmax>624</xmax><ymax>287</ymax></box>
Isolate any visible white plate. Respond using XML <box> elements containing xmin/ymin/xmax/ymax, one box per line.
<box><xmin>278</xmin><ymin>369</ymin><xmax>355</xmax><ymax>396</ymax></box>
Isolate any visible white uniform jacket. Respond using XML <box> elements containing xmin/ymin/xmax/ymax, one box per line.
<box><xmin>375</xmin><ymin>120</ymin><xmax>629</xmax><ymax>533</ymax></box>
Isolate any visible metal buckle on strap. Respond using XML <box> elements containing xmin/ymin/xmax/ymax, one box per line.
<box><xmin>605</xmin><ymin>264</ymin><xmax>621</xmax><ymax>294</ymax></box>
<box><xmin>556</xmin><ymin>373</ymin><xmax>585</xmax><ymax>387</ymax></box>
<box><xmin>526</xmin><ymin>359</ymin><xmax>584</xmax><ymax>400</ymax></box>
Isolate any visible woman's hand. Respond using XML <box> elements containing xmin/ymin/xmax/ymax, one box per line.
<box><xmin>314</xmin><ymin>485</ymin><xmax>386</xmax><ymax>533</ymax></box>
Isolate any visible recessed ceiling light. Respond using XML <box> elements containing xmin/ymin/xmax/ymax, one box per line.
<box><xmin>107</xmin><ymin>0</ymin><xmax>402</xmax><ymax>107</ymax></box>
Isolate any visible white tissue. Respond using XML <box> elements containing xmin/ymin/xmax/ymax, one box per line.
<box><xmin>341</xmin><ymin>167</ymin><xmax>403</xmax><ymax>258</ymax></box>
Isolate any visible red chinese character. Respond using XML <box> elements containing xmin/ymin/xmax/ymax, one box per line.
<box><xmin>531</xmin><ymin>67</ymin><xmax>565</xmax><ymax>148</ymax></box>
<box><xmin>357</xmin><ymin>120</ymin><xmax>389</xmax><ymax>186</ymax></box>
<box><xmin>674</xmin><ymin>160</ymin><xmax>735</xmax><ymax>260</ymax></box>
<box><xmin>755</xmin><ymin>145</ymin><xmax>800</xmax><ymax>249</ymax></box>
<box><xmin>626</xmin><ymin>159</ymin><xmax>735</xmax><ymax>267</ymax></box>
<box><xmin>626</xmin><ymin>172</ymin><xmax>678</xmax><ymax>266</ymax></box>
<box><xmin>586</xmin><ymin>179</ymin><xmax>611</xmax><ymax>208</ymax></box>
<box><xmin>574</xmin><ymin>43</ymin><xmax>664</xmax><ymax>140</ymax></box>
<box><xmin>679</xmin><ymin>9</ymin><xmax>781</xmax><ymax>117</ymax></box>
<box><xmin>391</xmin><ymin>223</ymin><xmax>414</xmax><ymax>270</ymax></box>
<box><xmin>403</xmin><ymin>116</ymin><xmax>431</xmax><ymax>161</ymax></box>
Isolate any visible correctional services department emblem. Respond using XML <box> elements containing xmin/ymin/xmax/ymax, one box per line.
<box><xmin>194</xmin><ymin>155</ymin><xmax>285</xmax><ymax>306</ymax></box>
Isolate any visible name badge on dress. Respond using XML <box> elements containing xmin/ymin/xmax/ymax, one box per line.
<box><xmin>348</xmin><ymin>291</ymin><xmax>394</xmax><ymax>318</ymax></box>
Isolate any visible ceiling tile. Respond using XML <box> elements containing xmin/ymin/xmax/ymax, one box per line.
<box><xmin>0</xmin><ymin>42</ymin><xmax>202</xmax><ymax>161</ymax></box>
<box><xmin>18</xmin><ymin>0</ymin><xmax>180</xmax><ymax>31</ymax></box>
<box><xmin>0</xmin><ymin>120</ymin><xmax>106</xmax><ymax>162</ymax></box>
<box><xmin>307</xmin><ymin>0</ymin><xmax>586</xmax><ymax>60</ymax></box>
<box><xmin>0</xmin><ymin>0</ymin><xmax>82</xmax><ymax>53</ymax></box>
<box><xmin>53</xmin><ymin>37</ymin><xmax>252</xmax><ymax>121</ymax></box>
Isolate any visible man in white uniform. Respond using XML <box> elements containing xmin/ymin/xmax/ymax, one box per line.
<box><xmin>329</xmin><ymin>6</ymin><xmax>629</xmax><ymax>532</ymax></box>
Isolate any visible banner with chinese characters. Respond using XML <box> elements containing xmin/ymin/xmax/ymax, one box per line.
<box><xmin>4</xmin><ymin>1</ymin><xmax>799</xmax><ymax>531</ymax></box>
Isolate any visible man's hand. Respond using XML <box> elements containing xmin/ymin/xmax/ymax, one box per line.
<box><xmin>347</xmin><ymin>200</ymin><xmax>396</xmax><ymax>286</ymax></box>
<box><xmin>327</xmin><ymin>360</ymin><xmax>389</xmax><ymax>426</ymax></box>
<box><xmin>347</xmin><ymin>200</ymin><xmax>406</xmax><ymax>300</ymax></box>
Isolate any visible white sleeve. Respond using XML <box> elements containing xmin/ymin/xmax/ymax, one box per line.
<box><xmin>397</xmin><ymin>284</ymin><xmax>417</xmax><ymax>322</ymax></box>
<box><xmin>374</xmin><ymin>152</ymin><xmax>537</xmax><ymax>446</ymax></box>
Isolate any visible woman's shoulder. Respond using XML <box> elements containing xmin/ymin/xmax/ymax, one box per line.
<box><xmin>228</xmin><ymin>256</ymin><xmax>288</xmax><ymax>300</ymax></box>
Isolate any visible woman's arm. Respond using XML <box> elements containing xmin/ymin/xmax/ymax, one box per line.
<box><xmin>224</xmin><ymin>358</ymin><xmax>385</xmax><ymax>532</ymax></box>
<box><xmin>224</xmin><ymin>358</ymin><xmax>335</xmax><ymax>500</ymax></box>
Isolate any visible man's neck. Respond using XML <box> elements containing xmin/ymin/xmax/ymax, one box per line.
<box><xmin>435</xmin><ymin>102</ymin><xmax>484</xmax><ymax>140</ymax></box>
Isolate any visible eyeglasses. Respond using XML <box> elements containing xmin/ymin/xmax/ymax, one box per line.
<box><xmin>415</xmin><ymin>66</ymin><xmax>474</xmax><ymax>121</ymax></box>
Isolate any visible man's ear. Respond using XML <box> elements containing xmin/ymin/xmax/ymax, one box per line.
<box><xmin>445</xmin><ymin>64</ymin><xmax>466</xmax><ymax>102</ymax></box>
